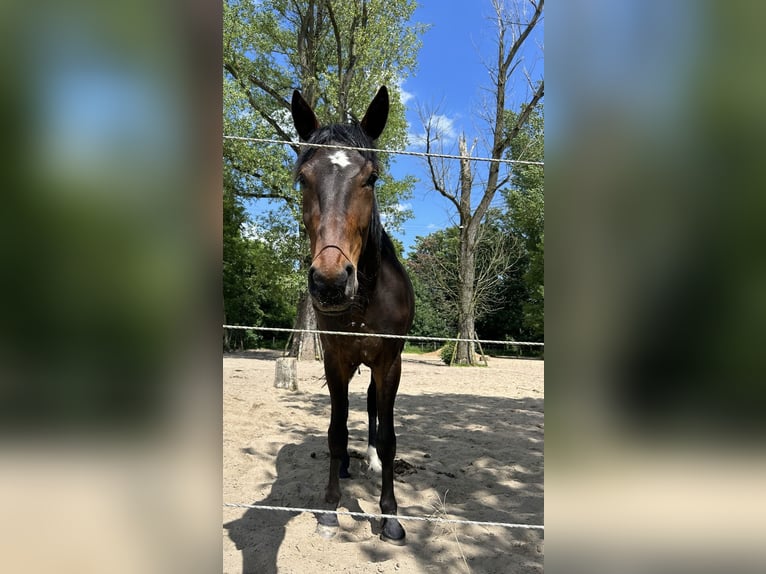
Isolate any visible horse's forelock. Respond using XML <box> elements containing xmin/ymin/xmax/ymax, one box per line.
<box><xmin>294</xmin><ymin>122</ymin><xmax>380</xmax><ymax>180</ymax></box>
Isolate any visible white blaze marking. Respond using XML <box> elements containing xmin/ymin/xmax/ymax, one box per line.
<box><xmin>328</xmin><ymin>150</ymin><xmax>351</xmax><ymax>168</ymax></box>
<box><xmin>367</xmin><ymin>445</ymin><xmax>383</xmax><ymax>474</ymax></box>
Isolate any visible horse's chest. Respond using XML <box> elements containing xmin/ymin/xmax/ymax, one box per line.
<box><xmin>318</xmin><ymin>317</ymin><xmax>384</xmax><ymax>365</ymax></box>
<box><xmin>359</xmin><ymin>344</ymin><xmax>377</xmax><ymax>365</ymax></box>
<box><xmin>347</xmin><ymin>330</ymin><xmax>382</xmax><ymax>365</ymax></box>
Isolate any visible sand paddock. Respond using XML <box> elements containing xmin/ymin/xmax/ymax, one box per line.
<box><xmin>223</xmin><ymin>350</ymin><xmax>543</xmax><ymax>573</ymax></box>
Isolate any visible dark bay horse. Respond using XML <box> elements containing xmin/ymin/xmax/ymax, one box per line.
<box><xmin>291</xmin><ymin>86</ymin><xmax>415</xmax><ymax>545</ymax></box>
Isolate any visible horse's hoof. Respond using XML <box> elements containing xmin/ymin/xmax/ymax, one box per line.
<box><xmin>316</xmin><ymin>523</ymin><xmax>339</xmax><ymax>539</ymax></box>
<box><xmin>380</xmin><ymin>518</ymin><xmax>406</xmax><ymax>546</ymax></box>
<box><xmin>315</xmin><ymin>512</ymin><xmax>339</xmax><ymax>539</ymax></box>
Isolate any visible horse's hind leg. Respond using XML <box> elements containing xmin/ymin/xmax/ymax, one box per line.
<box><xmin>374</xmin><ymin>356</ymin><xmax>405</xmax><ymax>545</ymax></box>
<box><xmin>338</xmin><ymin>377</ymin><xmax>379</xmax><ymax>479</ymax></box>
<box><xmin>366</xmin><ymin>377</ymin><xmax>382</xmax><ymax>473</ymax></box>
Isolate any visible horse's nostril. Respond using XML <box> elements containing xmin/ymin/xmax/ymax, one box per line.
<box><xmin>308</xmin><ymin>266</ymin><xmax>320</xmax><ymax>289</ymax></box>
<box><xmin>308</xmin><ymin>262</ymin><xmax>354</xmax><ymax>306</ymax></box>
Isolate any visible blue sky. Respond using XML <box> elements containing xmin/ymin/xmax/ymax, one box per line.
<box><xmin>387</xmin><ymin>0</ymin><xmax>544</xmax><ymax>255</ymax></box>
<box><xmin>238</xmin><ymin>1</ymin><xmax>544</xmax><ymax>255</ymax></box>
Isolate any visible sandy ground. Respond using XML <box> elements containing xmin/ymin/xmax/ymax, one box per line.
<box><xmin>223</xmin><ymin>350</ymin><xmax>544</xmax><ymax>574</ymax></box>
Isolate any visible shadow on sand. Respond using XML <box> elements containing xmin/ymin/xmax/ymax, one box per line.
<box><xmin>225</xmin><ymin>390</ymin><xmax>543</xmax><ymax>573</ymax></box>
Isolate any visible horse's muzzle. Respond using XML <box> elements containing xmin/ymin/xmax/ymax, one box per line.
<box><xmin>308</xmin><ymin>262</ymin><xmax>356</xmax><ymax>313</ymax></box>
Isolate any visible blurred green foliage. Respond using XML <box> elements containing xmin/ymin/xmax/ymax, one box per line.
<box><xmin>0</xmin><ymin>1</ymin><xmax>220</xmax><ymax>573</ymax></box>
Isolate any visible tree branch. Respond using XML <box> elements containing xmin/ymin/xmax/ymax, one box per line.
<box><xmin>425</xmin><ymin>131</ymin><xmax>460</xmax><ymax>212</ymax></box>
<box><xmin>475</xmin><ymin>0</ymin><xmax>544</xmax><ymax>232</ymax></box>
<box><xmin>323</xmin><ymin>0</ymin><xmax>344</xmax><ymax>118</ymax></box>
<box><xmin>501</xmin><ymin>0</ymin><xmax>544</xmax><ymax>74</ymax></box>
<box><xmin>225</xmin><ymin>156</ymin><xmax>298</xmax><ymax>208</ymax></box>
<box><xmin>237</xmin><ymin>191</ymin><xmax>299</xmax><ymax>208</ymax></box>
<box><xmin>225</xmin><ymin>156</ymin><xmax>263</xmax><ymax>180</ymax></box>
<box><xmin>246</xmin><ymin>73</ymin><xmax>291</xmax><ymax>110</ymax></box>
<box><xmin>225</xmin><ymin>61</ymin><xmax>299</xmax><ymax>155</ymax></box>
<box><xmin>418</xmin><ymin>104</ymin><xmax>461</xmax><ymax>212</ymax></box>
<box><xmin>506</xmin><ymin>80</ymin><xmax>544</xmax><ymax>144</ymax></box>
<box><xmin>495</xmin><ymin>173</ymin><xmax>511</xmax><ymax>191</ymax></box>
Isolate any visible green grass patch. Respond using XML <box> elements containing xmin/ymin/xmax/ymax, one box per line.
<box><xmin>403</xmin><ymin>342</ymin><xmax>433</xmax><ymax>354</ymax></box>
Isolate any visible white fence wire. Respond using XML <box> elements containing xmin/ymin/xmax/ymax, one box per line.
<box><xmin>223</xmin><ymin>325</ymin><xmax>544</xmax><ymax>347</ymax></box>
<box><xmin>223</xmin><ymin>135</ymin><xmax>544</xmax><ymax>166</ymax></box>
<box><xmin>224</xmin><ymin>501</ymin><xmax>544</xmax><ymax>531</ymax></box>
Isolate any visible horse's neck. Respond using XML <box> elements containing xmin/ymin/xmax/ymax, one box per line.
<box><xmin>357</xmin><ymin>222</ymin><xmax>384</xmax><ymax>294</ymax></box>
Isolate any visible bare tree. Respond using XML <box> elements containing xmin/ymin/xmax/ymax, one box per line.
<box><xmin>420</xmin><ymin>0</ymin><xmax>543</xmax><ymax>365</ymax></box>
<box><xmin>408</xmin><ymin>211</ymin><xmax>521</xmax><ymax>362</ymax></box>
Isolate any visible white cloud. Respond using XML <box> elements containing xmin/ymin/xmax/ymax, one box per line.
<box><xmin>407</xmin><ymin>113</ymin><xmax>458</xmax><ymax>148</ymax></box>
<box><xmin>391</xmin><ymin>76</ymin><xmax>414</xmax><ymax>106</ymax></box>
<box><xmin>392</xmin><ymin>202</ymin><xmax>412</xmax><ymax>213</ymax></box>
<box><xmin>380</xmin><ymin>202</ymin><xmax>412</xmax><ymax>225</ymax></box>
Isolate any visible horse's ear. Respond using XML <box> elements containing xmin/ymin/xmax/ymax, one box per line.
<box><xmin>360</xmin><ymin>86</ymin><xmax>389</xmax><ymax>141</ymax></box>
<box><xmin>291</xmin><ymin>90</ymin><xmax>320</xmax><ymax>141</ymax></box>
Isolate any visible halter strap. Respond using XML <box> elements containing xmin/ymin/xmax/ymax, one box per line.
<box><xmin>312</xmin><ymin>244</ymin><xmax>353</xmax><ymax>266</ymax></box>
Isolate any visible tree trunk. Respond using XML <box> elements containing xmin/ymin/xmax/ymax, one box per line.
<box><xmin>455</xmin><ymin>226</ymin><xmax>478</xmax><ymax>365</ymax></box>
<box><xmin>454</xmin><ymin>135</ymin><xmax>480</xmax><ymax>365</ymax></box>
<box><xmin>288</xmin><ymin>291</ymin><xmax>322</xmax><ymax>360</ymax></box>
<box><xmin>289</xmin><ymin>219</ymin><xmax>322</xmax><ymax>361</ymax></box>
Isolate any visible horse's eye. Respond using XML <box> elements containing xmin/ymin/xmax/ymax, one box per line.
<box><xmin>365</xmin><ymin>173</ymin><xmax>378</xmax><ymax>187</ymax></box>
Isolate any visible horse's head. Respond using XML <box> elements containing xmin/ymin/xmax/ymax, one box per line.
<box><xmin>291</xmin><ymin>86</ymin><xmax>388</xmax><ymax>315</ymax></box>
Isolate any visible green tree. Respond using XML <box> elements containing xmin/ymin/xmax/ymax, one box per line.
<box><xmin>223</xmin><ymin>0</ymin><xmax>424</xmax><ymax>357</ymax></box>
<box><xmin>503</xmin><ymin>105</ymin><xmax>544</xmax><ymax>340</ymax></box>
<box><xmin>407</xmin><ymin>228</ymin><xmax>460</xmax><ymax>340</ymax></box>
<box><xmin>475</xmin><ymin>106</ymin><xmax>544</xmax><ymax>348</ymax></box>
<box><xmin>223</xmin><ymin>175</ymin><xmax>299</xmax><ymax>350</ymax></box>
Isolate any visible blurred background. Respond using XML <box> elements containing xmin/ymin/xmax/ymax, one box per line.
<box><xmin>0</xmin><ymin>1</ymin><xmax>221</xmax><ymax>572</ymax></box>
<box><xmin>547</xmin><ymin>1</ymin><xmax>766</xmax><ymax>572</ymax></box>
<box><xmin>1</xmin><ymin>0</ymin><xmax>765</xmax><ymax>572</ymax></box>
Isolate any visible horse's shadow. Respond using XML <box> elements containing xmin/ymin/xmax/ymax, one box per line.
<box><xmin>224</xmin><ymin>436</ymin><xmax>321</xmax><ymax>574</ymax></box>
<box><xmin>225</xmin><ymin>392</ymin><xmax>544</xmax><ymax>573</ymax></box>
<box><xmin>225</xmin><ymin>433</ymin><xmax>387</xmax><ymax>574</ymax></box>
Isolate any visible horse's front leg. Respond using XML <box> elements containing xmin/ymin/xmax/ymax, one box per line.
<box><xmin>316</xmin><ymin>354</ymin><xmax>353</xmax><ymax>539</ymax></box>
<box><xmin>374</xmin><ymin>355</ymin><xmax>406</xmax><ymax>545</ymax></box>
